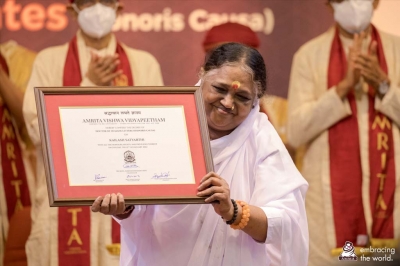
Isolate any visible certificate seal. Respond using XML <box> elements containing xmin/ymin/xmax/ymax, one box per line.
<box><xmin>124</xmin><ymin>150</ymin><xmax>136</xmax><ymax>163</ymax></box>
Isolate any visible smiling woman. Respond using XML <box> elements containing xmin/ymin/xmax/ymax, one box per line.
<box><xmin>200</xmin><ymin>43</ymin><xmax>266</xmax><ymax>140</ymax></box>
<box><xmin>92</xmin><ymin>43</ymin><xmax>309</xmax><ymax>266</ymax></box>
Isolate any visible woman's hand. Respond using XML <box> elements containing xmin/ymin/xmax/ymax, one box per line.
<box><xmin>197</xmin><ymin>172</ymin><xmax>234</xmax><ymax>221</ymax></box>
<box><xmin>91</xmin><ymin>193</ymin><xmax>126</xmax><ymax>215</ymax></box>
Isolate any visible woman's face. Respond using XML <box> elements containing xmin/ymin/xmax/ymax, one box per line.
<box><xmin>202</xmin><ymin>64</ymin><xmax>256</xmax><ymax>137</ymax></box>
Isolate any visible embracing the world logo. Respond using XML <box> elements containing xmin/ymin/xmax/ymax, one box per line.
<box><xmin>338</xmin><ymin>241</ymin><xmax>358</xmax><ymax>261</ymax></box>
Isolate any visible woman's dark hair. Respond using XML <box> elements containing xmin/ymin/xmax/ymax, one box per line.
<box><xmin>203</xmin><ymin>42</ymin><xmax>267</xmax><ymax>98</ymax></box>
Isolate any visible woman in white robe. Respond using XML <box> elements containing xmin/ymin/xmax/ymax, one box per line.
<box><xmin>92</xmin><ymin>43</ymin><xmax>309</xmax><ymax>266</ymax></box>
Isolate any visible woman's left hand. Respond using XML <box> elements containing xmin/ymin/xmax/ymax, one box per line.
<box><xmin>197</xmin><ymin>171</ymin><xmax>234</xmax><ymax>220</ymax></box>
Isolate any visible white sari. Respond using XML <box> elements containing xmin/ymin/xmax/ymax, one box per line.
<box><xmin>118</xmin><ymin>103</ymin><xmax>309</xmax><ymax>266</ymax></box>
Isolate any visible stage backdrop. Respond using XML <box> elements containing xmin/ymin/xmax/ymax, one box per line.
<box><xmin>0</xmin><ymin>0</ymin><xmax>335</xmax><ymax>98</ymax></box>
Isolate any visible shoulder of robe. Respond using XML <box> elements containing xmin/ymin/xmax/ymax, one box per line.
<box><xmin>0</xmin><ymin>40</ymin><xmax>19</xmax><ymax>59</ymax></box>
<box><xmin>34</xmin><ymin>43</ymin><xmax>69</xmax><ymax>61</ymax></box>
<box><xmin>253</xmin><ymin>114</ymin><xmax>278</xmax><ymax>150</ymax></box>
<box><xmin>0</xmin><ymin>41</ymin><xmax>37</xmax><ymax>92</ymax></box>
<box><xmin>253</xmin><ymin>113</ymin><xmax>273</xmax><ymax>138</ymax></box>
<box><xmin>8</xmin><ymin>46</ymin><xmax>37</xmax><ymax>91</ymax></box>
<box><xmin>8</xmin><ymin>46</ymin><xmax>36</xmax><ymax>64</ymax></box>
<box><xmin>119</xmin><ymin>43</ymin><xmax>161</xmax><ymax>68</ymax></box>
<box><xmin>30</xmin><ymin>43</ymin><xmax>69</xmax><ymax>76</ymax></box>
<box><xmin>294</xmin><ymin>26</ymin><xmax>335</xmax><ymax>58</ymax></box>
<box><xmin>253</xmin><ymin>113</ymin><xmax>296</xmax><ymax>169</ymax></box>
<box><xmin>377</xmin><ymin>29</ymin><xmax>400</xmax><ymax>52</ymax></box>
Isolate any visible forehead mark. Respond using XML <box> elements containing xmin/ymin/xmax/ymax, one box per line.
<box><xmin>231</xmin><ymin>81</ymin><xmax>241</xmax><ymax>90</ymax></box>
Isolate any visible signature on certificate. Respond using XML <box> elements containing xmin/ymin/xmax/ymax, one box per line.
<box><xmin>151</xmin><ymin>172</ymin><xmax>170</xmax><ymax>179</ymax></box>
<box><xmin>123</xmin><ymin>163</ymin><xmax>138</xmax><ymax>169</ymax></box>
<box><xmin>94</xmin><ymin>174</ymin><xmax>107</xmax><ymax>182</ymax></box>
<box><xmin>127</xmin><ymin>174</ymin><xmax>140</xmax><ymax>179</ymax></box>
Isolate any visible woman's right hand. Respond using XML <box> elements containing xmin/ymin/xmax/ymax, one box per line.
<box><xmin>91</xmin><ymin>193</ymin><xmax>126</xmax><ymax>215</ymax></box>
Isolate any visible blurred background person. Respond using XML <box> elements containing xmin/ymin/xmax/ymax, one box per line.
<box><xmin>287</xmin><ymin>0</ymin><xmax>400</xmax><ymax>265</ymax></box>
<box><xmin>22</xmin><ymin>0</ymin><xmax>163</xmax><ymax>265</ymax></box>
<box><xmin>202</xmin><ymin>22</ymin><xmax>296</xmax><ymax>160</ymax></box>
<box><xmin>0</xmin><ymin>40</ymin><xmax>36</xmax><ymax>266</ymax></box>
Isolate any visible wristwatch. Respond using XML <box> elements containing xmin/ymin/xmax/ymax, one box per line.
<box><xmin>378</xmin><ymin>80</ymin><xmax>390</xmax><ymax>95</ymax></box>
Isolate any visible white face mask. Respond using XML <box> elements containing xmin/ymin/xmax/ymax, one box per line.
<box><xmin>73</xmin><ymin>3</ymin><xmax>117</xmax><ymax>39</ymax></box>
<box><xmin>332</xmin><ymin>0</ymin><xmax>373</xmax><ymax>34</ymax></box>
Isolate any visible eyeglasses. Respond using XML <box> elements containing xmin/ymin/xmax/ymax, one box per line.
<box><xmin>75</xmin><ymin>0</ymin><xmax>118</xmax><ymax>8</ymax></box>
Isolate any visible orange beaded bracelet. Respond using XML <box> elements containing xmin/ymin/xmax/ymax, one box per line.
<box><xmin>230</xmin><ymin>200</ymin><xmax>250</xmax><ymax>230</ymax></box>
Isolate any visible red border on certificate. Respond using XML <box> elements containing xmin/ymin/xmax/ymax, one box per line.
<box><xmin>36</xmin><ymin>87</ymin><xmax>213</xmax><ymax>205</ymax></box>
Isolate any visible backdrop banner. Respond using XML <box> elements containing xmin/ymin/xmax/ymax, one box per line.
<box><xmin>0</xmin><ymin>0</ymin><xmax>333</xmax><ymax>97</ymax></box>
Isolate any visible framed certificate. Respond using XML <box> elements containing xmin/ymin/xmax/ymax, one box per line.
<box><xmin>35</xmin><ymin>87</ymin><xmax>213</xmax><ymax>206</ymax></box>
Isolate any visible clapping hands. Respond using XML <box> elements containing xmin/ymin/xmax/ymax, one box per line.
<box><xmin>86</xmin><ymin>52</ymin><xmax>123</xmax><ymax>86</ymax></box>
<box><xmin>337</xmin><ymin>31</ymin><xmax>389</xmax><ymax>99</ymax></box>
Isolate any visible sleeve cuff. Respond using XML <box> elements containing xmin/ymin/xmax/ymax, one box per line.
<box><xmin>261</xmin><ymin>207</ymin><xmax>283</xmax><ymax>244</ymax></box>
<box><xmin>118</xmin><ymin>205</ymin><xmax>146</xmax><ymax>226</ymax></box>
<box><xmin>113</xmin><ymin>205</ymin><xmax>135</xmax><ymax>221</ymax></box>
<box><xmin>330</xmin><ymin>87</ymin><xmax>352</xmax><ymax>116</ymax></box>
<box><xmin>374</xmin><ymin>85</ymin><xmax>400</xmax><ymax>126</ymax></box>
<box><xmin>374</xmin><ymin>85</ymin><xmax>396</xmax><ymax>111</ymax></box>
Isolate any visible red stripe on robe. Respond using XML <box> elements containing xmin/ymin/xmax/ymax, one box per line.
<box><xmin>58</xmin><ymin>206</ymin><xmax>91</xmax><ymax>266</ymax></box>
<box><xmin>328</xmin><ymin>25</ymin><xmax>395</xmax><ymax>248</ymax></box>
<box><xmin>59</xmin><ymin>36</ymin><xmax>133</xmax><ymax>265</ymax></box>
<box><xmin>367</xmin><ymin>27</ymin><xmax>395</xmax><ymax>239</ymax></box>
<box><xmin>0</xmin><ymin>53</ymin><xmax>31</xmax><ymax>220</ymax></box>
